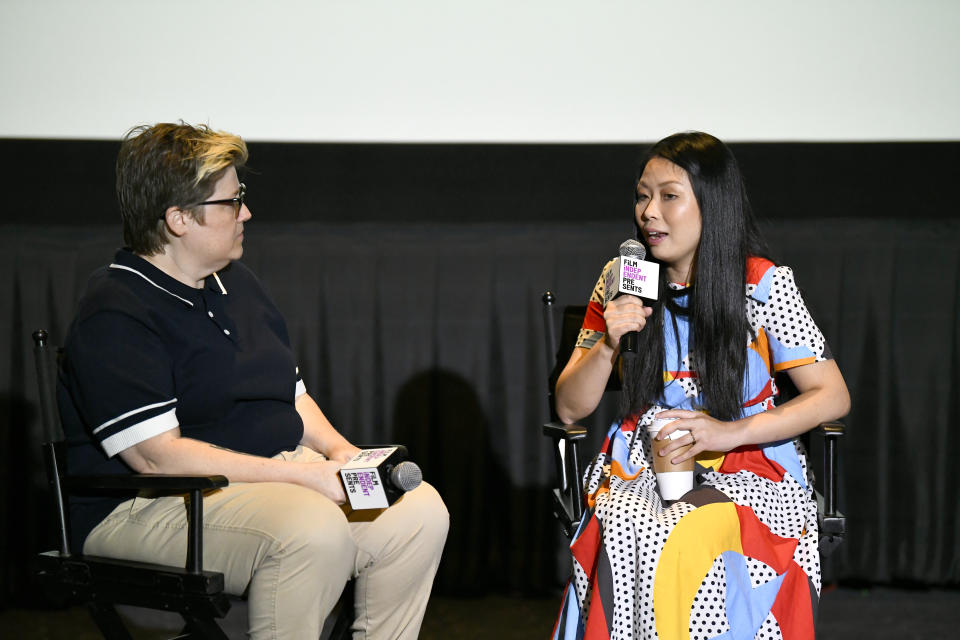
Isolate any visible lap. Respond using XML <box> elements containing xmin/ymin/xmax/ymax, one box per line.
<box><xmin>568</xmin><ymin>429</ymin><xmax>820</xmax><ymax>639</ymax></box>
<box><xmin>84</xmin><ymin>446</ymin><xmax>447</xmax><ymax>582</ymax></box>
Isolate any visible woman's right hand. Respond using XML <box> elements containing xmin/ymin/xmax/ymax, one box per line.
<box><xmin>300</xmin><ymin>459</ymin><xmax>349</xmax><ymax>504</ymax></box>
<box><xmin>602</xmin><ymin>296</ymin><xmax>653</xmax><ymax>350</ymax></box>
<box><xmin>556</xmin><ymin>294</ymin><xmax>653</xmax><ymax>423</ymax></box>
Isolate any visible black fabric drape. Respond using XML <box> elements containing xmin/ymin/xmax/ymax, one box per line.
<box><xmin>2</xmin><ymin>219</ymin><xmax>958</xmax><ymax>606</ymax></box>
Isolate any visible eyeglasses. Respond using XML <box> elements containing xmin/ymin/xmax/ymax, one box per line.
<box><xmin>186</xmin><ymin>183</ymin><xmax>247</xmax><ymax>218</ymax></box>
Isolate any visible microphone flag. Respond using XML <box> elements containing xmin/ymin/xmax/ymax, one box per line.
<box><xmin>604</xmin><ymin>239</ymin><xmax>661</xmax><ymax>356</ymax></box>
<box><xmin>603</xmin><ymin>239</ymin><xmax>660</xmax><ymax>305</ymax></box>
<box><xmin>339</xmin><ymin>445</ymin><xmax>422</xmax><ymax>510</ymax></box>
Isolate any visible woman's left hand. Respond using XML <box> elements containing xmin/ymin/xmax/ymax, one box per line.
<box><xmin>653</xmin><ymin>409</ymin><xmax>746</xmax><ymax>465</ymax></box>
<box><xmin>326</xmin><ymin>442</ymin><xmax>361</xmax><ymax>464</ymax></box>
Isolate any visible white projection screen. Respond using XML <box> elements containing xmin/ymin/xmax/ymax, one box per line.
<box><xmin>1</xmin><ymin>0</ymin><xmax>958</xmax><ymax>142</ymax></box>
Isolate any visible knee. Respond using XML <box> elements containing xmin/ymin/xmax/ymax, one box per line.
<box><xmin>260</xmin><ymin>485</ymin><xmax>357</xmax><ymax>569</ymax></box>
<box><xmin>399</xmin><ymin>482</ymin><xmax>450</xmax><ymax>549</ymax></box>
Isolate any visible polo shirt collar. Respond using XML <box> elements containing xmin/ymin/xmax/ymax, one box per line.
<box><xmin>109</xmin><ymin>249</ymin><xmax>229</xmax><ymax>307</ymax></box>
<box><xmin>207</xmin><ymin>270</ymin><xmax>229</xmax><ymax>296</ymax></box>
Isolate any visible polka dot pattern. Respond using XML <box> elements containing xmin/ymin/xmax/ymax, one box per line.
<box><xmin>690</xmin><ymin>557</ymin><xmax>732</xmax><ymax>640</ymax></box>
<box><xmin>674</xmin><ymin>352</ymin><xmax>701</xmax><ymax>399</ymax></box>
<box><xmin>758</xmin><ymin>267</ymin><xmax>827</xmax><ymax>358</ymax></box>
<box><xmin>564</xmin><ymin>260</ymin><xmax>827</xmax><ymax>639</ymax></box>
<box><xmin>757</xmin><ymin>614</ymin><xmax>785</xmax><ymax>639</ymax></box>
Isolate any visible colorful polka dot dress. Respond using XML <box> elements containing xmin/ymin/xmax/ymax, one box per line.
<box><xmin>552</xmin><ymin>257</ymin><xmax>829</xmax><ymax>640</ymax></box>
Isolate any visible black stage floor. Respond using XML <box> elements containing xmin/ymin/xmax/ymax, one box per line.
<box><xmin>1</xmin><ymin>585</ymin><xmax>958</xmax><ymax>639</ymax></box>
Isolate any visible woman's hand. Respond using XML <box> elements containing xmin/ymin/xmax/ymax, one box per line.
<box><xmin>652</xmin><ymin>409</ymin><xmax>747</xmax><ymax>465</ymax></box>
<box><xmin>299</xmin><ymin>459</ymin><xmax>350</xmax><ymax>504</ymax></box>
<box><xmin>651</xmin><ymin>360</ymin><xmax>851</xmax><ymax>464</ymax></box>
<box><xmin>325</xmin><ymin>442</ymin><xmax>361</xmax><ymax>464</ymax></box>
<box><xmin>556</xmin><ymin>296</ymin><xmax>653</xmax><ymax>423</ymax></box>
<box><xmin>602</xmin><ymin>296</ymin><xmax>653</xmax><ymax>350</ymax></box>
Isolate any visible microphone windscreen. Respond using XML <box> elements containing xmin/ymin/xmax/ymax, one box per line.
<box><xmin>390</xmin><ymin>461</ymin><xmax>423</xmax><ymax>492</ymax></box>
<box><xmin>619</xmin><ymin>239</ymin><xmax>646</xmax><ymax>260</ymax></box>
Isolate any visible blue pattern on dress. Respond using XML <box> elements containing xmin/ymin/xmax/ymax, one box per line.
<box><xmin>712</xmin><ymin>551</ymin><xmax>785</xmax><ymax>640</ymax></box>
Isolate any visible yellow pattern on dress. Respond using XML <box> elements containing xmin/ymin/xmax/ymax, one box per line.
<box><xmin>653</xmin><ymin>503</ymin><xmax>743</xmax><ymax>640</ymax></box>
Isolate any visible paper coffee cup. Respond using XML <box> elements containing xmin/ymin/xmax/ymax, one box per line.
<box><xmin>648</xmin><ymin>412</ymin><xmax>694</xmax><ymax>501</ymax></box>
<box><xmin>654</xmin><ymin>471</ymin><xmax>694</xmax><ymax>501</ymax></box>
<box><xmin>648</xmin><ymin>413</ymin><xmax>686</xmax><ymax>437</ymax></box>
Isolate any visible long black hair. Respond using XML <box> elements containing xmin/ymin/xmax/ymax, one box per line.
<box><xmin>620</xmin><ymin>132</ymin><xmax>771</xmax><ymax>422</ymax></box>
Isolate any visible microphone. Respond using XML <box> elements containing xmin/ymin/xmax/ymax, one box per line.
<box><xmin>338</xmin><ymin>445</ymin><xmax>423</xmax><ymax>510</ymax></box>
<box><xmin>603</xmin><ymin>239</ymin><xmax>660</xmax><ymax>355</ymax></box>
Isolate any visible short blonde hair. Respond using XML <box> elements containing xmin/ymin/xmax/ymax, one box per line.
<box><xmin>116</xmin><ymin>122</ymin><xmax>249</xmax><ymax>255</ymax></box>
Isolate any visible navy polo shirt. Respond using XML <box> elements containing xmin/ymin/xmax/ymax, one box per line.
<box><xmin>58</xmin><ymin>249</ymin><xmax>306</xmax><ymax>549</ymax></box>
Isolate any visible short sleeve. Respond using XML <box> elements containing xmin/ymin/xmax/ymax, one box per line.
<box><xmin>575</xmin><ymin>259</ymin><xmax>616</xmax><ymax>350</ymax></box>
<box><xmin>295</xmin><ymin>366</ymin><xmax>306</xmax><ymax>398</ymax></box>
<box><xmin>761</xmin><ymin>266</ymin><xmax>831</xmax><ymax>372</ymax></box>
<box><xmin>62</xmin><ymin>311</ymin><xmax>179</xmax><ymax>457</ymax></box>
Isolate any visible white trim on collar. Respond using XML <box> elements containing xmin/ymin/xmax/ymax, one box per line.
<box><xmin>109</xmin><ymin>263</ymin><xmax>195</xmax><ymax>307</ymax></box>
<box><xmin>212</xmin><ymin>271</ymin><xmax>228</xmax><ymax>295</ymax></box>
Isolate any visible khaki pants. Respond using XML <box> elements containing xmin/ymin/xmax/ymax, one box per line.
<box><xmin>84</xmin><ymin>446</ymin><xmax>449</xmax><ymax>640</ymax></box>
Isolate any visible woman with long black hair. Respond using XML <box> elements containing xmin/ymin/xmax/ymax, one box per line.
<box><xmin>551</xmin><ymin>132</ymin><xmax>850</xmax><ymax>640</ymax></box>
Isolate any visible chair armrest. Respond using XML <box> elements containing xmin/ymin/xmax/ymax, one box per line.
<box><xmin>543</xmin><ymin>421</ymin><xmax>588</xmax><ymax>534</ymax></box>
<box><xmin>63</xmin><ymin>473</ymin><xmax>228</xmax><ymax>574</ymax></box>
<box><xmin>64</xmin><ymin>474</ymin><xmax>229</xmax><ymax>493</ymax></box>
<box><xmin>807</xmin><ymin>420</ymin><xmax>844</xmax><ymax>522</ymax></box>
<box><xmin>543</xmin><ymin>421</ymin><xmax>588</xmax><ymax>441</ymax></box>
<box><xmin>815</xmin><ymin>421</ymin><xmax>845</xmax><ymax>438</ymax></box>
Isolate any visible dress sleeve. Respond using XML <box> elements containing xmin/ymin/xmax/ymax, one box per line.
<box><xmin>763</xmin><ymin>266</ymin><xmax>831</xmax><ymax>372</ymax></box>
<box><xmin>574</xmin><ymin>259</ymin><xmax>616</xmax><ymax>350</ymax></box>
<box><xmin>62</xmin><ymin>311</ymin><xmax>179</xmax><ymax>458</ymax></box>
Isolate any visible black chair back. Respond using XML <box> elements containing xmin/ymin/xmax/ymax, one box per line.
<box><xmin>542</xmin><ymin>293</ymin><xmax>619</xmax><ymax>422</ymax></box>
<box><xmin>33</xmin><ymin>329</ymin><xmax>72</xmax><ymax>557</ymax></box>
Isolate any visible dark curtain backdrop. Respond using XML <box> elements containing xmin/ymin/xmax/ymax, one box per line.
<box><xmin>1</xmin><ymin>140</ymin><xmax>959</xmax><ymax>608</ymax></box>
